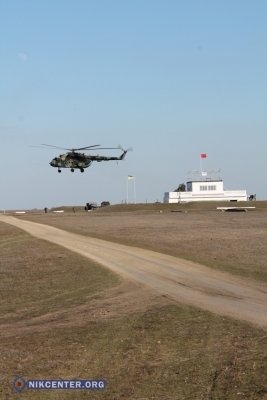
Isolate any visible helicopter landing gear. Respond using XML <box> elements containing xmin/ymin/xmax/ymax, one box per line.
<box><xmin>71</xmin><ymin>168</ymin><xmax>74</xmax><ymax>172</ymax></box>
<box><xmin>80</xmin><ymin>168</ymin><xmax>84</xmax><ymax>173</ymax></box>
<box><xmin>58</xmin><ymin>169</ymin><xmax>61</xmax><ymax>173</ymax></box>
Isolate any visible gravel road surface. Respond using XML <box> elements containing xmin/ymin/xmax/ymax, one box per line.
<box><xmin>1</xmin><ymin>215</ymin><xmax>267</xmax><ymax>327</ymax></box>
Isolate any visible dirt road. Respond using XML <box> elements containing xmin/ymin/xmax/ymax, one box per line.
<box><xmin>1</xmin><ymin>215</ymin><xmax>267</xmax><ymax>327</ymax></box>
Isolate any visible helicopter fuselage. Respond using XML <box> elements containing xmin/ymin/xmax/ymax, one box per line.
<box><xmin>49</xmin><ymin>150</ymin><xmax>127</xmax><ymax>173</ymax></box>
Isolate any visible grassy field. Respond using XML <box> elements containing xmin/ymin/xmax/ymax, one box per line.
<box><xmin>1</xmin><ymin>215</ymin><xmax>267</xmax><ymax>399</ymax></box>
<box><xmin>16</xmin><ymin>201</ymin><xmax>267</xmax><ymax>283</ymax></box>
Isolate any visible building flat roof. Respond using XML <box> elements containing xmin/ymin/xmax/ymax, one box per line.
<box><xmin>187</xmin><ymin>179</ymin><xmax>223</xmax><ymax>183</ymax></box>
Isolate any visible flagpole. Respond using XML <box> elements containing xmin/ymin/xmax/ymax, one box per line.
<box><xmin>126</xmin><ymin>175</ymin><xmax>128</xmax><ymax>204</ymax></box>
<box><xmin>200</xmin><ymin>155</ymin><xmax>202</xmax><ymax>174</ymax></box>
<box><xmin>134</xmin><ymin>175</ymin><xmax>136</xmax><ymax>204</ymax></box>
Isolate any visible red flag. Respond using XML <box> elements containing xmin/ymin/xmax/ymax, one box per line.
<box><xmin>200</xmin><ymin>153</ymin><xmax>207</xmax><ymax>158</ymax></box>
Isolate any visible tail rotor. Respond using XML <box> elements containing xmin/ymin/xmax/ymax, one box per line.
<box><xmin>118</xmin><ymin>145</ymin><xmax>133</xmax><ymax>161</ymax></box>
<box><xmin>118</xmin><ymin>145</ymin><xmax>133</xmax><ymax>153</ymax></box>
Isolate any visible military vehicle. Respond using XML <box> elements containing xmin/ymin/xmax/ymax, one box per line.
<box><xmin>86</xmin><ymin>202</ymin><xmax>98</xmax><ymax>210</ymax></box>
<box><xmin>101</xmin><ymin>201</ymin><xmax>110</xmax><ymax>207</ymax></box>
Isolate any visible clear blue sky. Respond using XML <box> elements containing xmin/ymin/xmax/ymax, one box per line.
<box><xmin>1</xmin><ymin>0</ymin><xmax>266</xmax><ymax>209</ymax></box>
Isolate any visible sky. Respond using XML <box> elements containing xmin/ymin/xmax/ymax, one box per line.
<box><xmin>0</xmin><ymin>0</ymin><xmax>266</xmax><ymax>209</ymax></box>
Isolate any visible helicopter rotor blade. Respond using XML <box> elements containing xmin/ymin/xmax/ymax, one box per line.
<box><xmin>30</xmin><ymin>145</ymin><xmax>62</xmax><ymax>149</ymax></box>
<box><xmin>118</xmin><ymin>145</ymin><xmax>133</xmax><ymax>152</ymax></box>
<box><xmin>74</xmin><ymin>145</ymin><xmax>101</xmax><ymax>151</ymax></box>
<box><xmin>41</xmin><ymin>144</ymin><xmax>72</xmax><ymax>151</ymax></box>
<box><xmin>32</xmin><ymin>144</ymin><xmax>125</xmax><ymax>152</ymax></box>
<box><xmin>84</xmin><ymin>147</ymin><xmax>120</xmax><ymax>151</ymax></box>
<box><xmin>40</xmin><ymin>144</ymin><xmax>102</xmax><ymax>152</ymax></box>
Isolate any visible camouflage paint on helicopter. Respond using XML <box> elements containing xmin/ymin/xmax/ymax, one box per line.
<box><xmin>42</xmin><ymin>144</ymin><xmax>132</xmax><ymax>173</ymax></box>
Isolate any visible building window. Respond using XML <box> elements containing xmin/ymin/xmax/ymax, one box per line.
<box><xmin>200</xmin><ymin>185</ymin><xmax>217</xmax><ymax>191</ymax></box>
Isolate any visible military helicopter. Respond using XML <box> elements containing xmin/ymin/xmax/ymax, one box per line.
<box><xmin>39</xmin><ymin>144</ymin><xmax>132</xmax><ymax>173</ymax></box>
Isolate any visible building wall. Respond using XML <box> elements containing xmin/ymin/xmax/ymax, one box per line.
<box><xmin>190</xmin><ymin>180</ymin><xmax>224</xmax><ymax>194</ymax></box>
<box><xmin>164</xmin><ymin>180</ymin><xmax>247</xmax><ymax>203</ymax></box>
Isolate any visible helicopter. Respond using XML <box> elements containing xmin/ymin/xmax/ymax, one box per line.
<box><xmin>39</xmin><ymin>144</ymin><xmax>132</xmax><ymax>173</ymax></box>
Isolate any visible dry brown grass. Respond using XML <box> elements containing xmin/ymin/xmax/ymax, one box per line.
<box><xmin>18</xmin><ymin>202</ymin><xmax>267</xmax><ymax>282</ymax></box>
<box><xmin>1</xmin><ymin>217</ymin><xmax>267</xmax><ymax>399</ymax></box>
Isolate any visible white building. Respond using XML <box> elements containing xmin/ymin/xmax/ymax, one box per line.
<box><xmin>164</xmin><ymin>173</ymin><xmax>247</xmax><ymax>203</ymax></box>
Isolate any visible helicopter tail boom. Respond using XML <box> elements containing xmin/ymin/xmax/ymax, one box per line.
<box><xmin>120</xmin><ymin>151</ymin><xmax>127</xmax><ymax>160</ymax></box>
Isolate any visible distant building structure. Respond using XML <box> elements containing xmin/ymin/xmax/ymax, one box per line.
<box><xmin>164</xmin><ymin>169</ymin><xmax>247</xmax><ymax>203</ymax></box>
